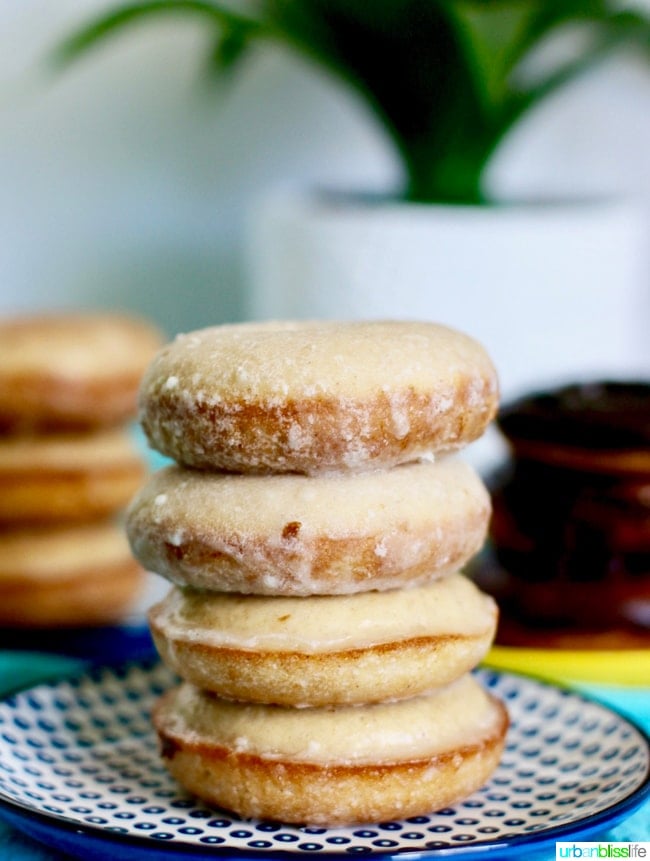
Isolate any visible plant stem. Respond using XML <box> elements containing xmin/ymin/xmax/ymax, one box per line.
<box><xmin>406</xmin><ymin>165</ymin><xmax>484</xmax><ymax>204</ymax></box>
<box><xmin>401</xmin><ymin>142</ymin><xmax>489</xmax><ymax>204</ymax></box>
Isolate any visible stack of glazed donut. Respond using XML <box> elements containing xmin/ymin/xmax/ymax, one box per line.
<box><xmin>0</xmin><ymin>313</ymin><xmax>163</xmax><ymax>628</ymax></box>
<box><xmin>127</xmin><ymin>319</ymin><xmax>509</xmax><ymax>826</ymax></box>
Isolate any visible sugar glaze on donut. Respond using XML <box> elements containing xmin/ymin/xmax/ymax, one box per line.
<box><xmin>139</xmin><ymin>320</ymin><xmax>498</xmax><ymax>474</ymax></box>
<box><xmin>127</xmin><ymin>457</ymin><xmax>491</xmax><ymax>595</ymax></box>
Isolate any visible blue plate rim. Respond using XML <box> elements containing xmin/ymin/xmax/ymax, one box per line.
<box><xmin>0</xmin><ymin>660</ymin><xmax>647</xmax><ymax>861</ymax></box>
<box><xmin>0</xmin><ymin>773</ymin><xmax>649</xmax><ymax>861</ymax></box>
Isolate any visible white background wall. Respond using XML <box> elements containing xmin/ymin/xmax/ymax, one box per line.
<box><xmin>1</xmin><ymin>0</ymin><xmax>649</xmax><ymax>348</ymax></box>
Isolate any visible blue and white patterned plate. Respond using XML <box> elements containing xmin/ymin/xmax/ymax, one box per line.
<box><xmin>0</xmin><ymin>662</ymin><xmax>647</xmax><ymax>861</ymax></box>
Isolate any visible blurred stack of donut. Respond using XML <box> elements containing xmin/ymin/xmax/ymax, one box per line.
<box><xmin>0</xmin><ymin>313</ymin><xmax>163</xmax><ymax>628</ymax></box>
<box><xmin>475</xmin><ymin>381</ymin><xmax>650</xmax><ymax>649</ymax></box>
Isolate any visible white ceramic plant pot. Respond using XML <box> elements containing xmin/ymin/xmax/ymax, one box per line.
<box><xmin>247</xmin><ymin>190</ymin><xmax>649</xmax><ymax>404</ymax></box>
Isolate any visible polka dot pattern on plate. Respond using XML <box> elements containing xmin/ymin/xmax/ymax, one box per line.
<box><xmin>0</xmin><ymin>663</ymin><xmax>648</xmax><ymax>857</ymax></box>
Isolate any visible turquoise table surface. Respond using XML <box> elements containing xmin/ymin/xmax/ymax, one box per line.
<box><xmin>0</xmin><ymin>651</ymin><xmax>648</xmax><ymax>860</ymax></box>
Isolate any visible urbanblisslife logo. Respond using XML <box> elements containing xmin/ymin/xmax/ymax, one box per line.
<box><xmin>556</xmin><ymin>844</ymin><xmax>649</xmax><ymax>859</ymax></box>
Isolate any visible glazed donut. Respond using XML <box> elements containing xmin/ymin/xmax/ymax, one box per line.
<box><xmin>0</xmin><ymin>521</ymin><xmax>145</xmax><ymax>627</ymax></box>
<box><xmin>0</xmin><ymin>428</ymin><xmax>147</xmax><ymax>525</ymax></box>
<box><xmin>148</xmin><ymin>574</ymin><xmax>497</xmax><ymax>707</ymax></box>
<box><xmin>498</xmin><ymin>381</ymin><xmax>650</xmax><ymax>476</ymax></box>
<box><xmin>139</xmin><ymin>320</ymin><xmax>498</xmax><ymax>474</ymax></box>
<box><xmin>127</xmin><ymin>458</ymin><xmax>490</xmax><ymax>595</ymax></box>
<box><xmin>153</xmin><ymin>674</ymin><xmax>508</xmax><ymax>825</ymax></box>
<box><xmin>0</xmin><ymin>313</ymin><xmax>164</xmax><ymax>432</ymax></box>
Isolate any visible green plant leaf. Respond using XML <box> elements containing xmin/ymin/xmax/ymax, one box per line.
<box><xmin>262</xmin><ymin>0</ymin><xmax>496</xmax><ymax>200</ymax></box>
<box><xmin>204</xmin><ymin>21</ymin><xmax>251</xmax><ymax>83</ymax></box>
<box><xmin>449</xmin><ymin>2</ymin><xmax>540</xmax><ymax>116</ymax></box>
<box><xmin>50</xmin><ymin>0</ymin><xmax>263</xmax><ymax>69</ymax></box>
<box><xmin>498</xmin><ymin>10</ymin><xmax>650</xmax><ymax>153</ymax></box>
